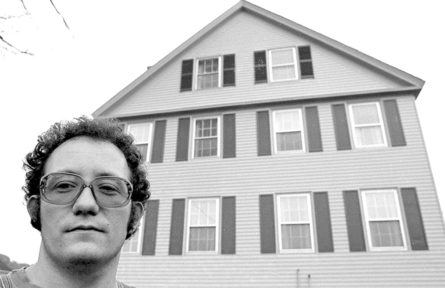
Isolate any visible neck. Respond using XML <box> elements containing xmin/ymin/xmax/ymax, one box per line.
<box><xmin>26</xmin><ymin>244</ymin><xmax>120</xmax><ymax>288</ymax></box>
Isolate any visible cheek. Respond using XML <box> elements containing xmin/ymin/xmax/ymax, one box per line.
<box><xmin>108</xmin><ymin>208</ymin><xmax>132</xmax><ymax>237</ymax></box>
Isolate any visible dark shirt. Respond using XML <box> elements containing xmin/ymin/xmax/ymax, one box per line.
<box><xmin>0</xmin><ymin>268</ymin><xmax>134</xmax><ymax>288</ymax></box>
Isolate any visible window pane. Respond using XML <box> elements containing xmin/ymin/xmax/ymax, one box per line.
<box><xmin>195</xmin><ymin>138</ymin><xmax>217</xmax><ymax>157</ymax></box>
<box><xmin>279</xmin><ymin>195</ymin><xmax>309</xmax><ymax>222</ymax></box>
<box><xmin>198</xmin><ymin>74</ymin><xmax>218</xmax><ymax>89</ymax></box>
<box><xmin>365</xmin><ymin>191</ymin><xmax>398</xmax><ymax>220</ymax></box>
<box><xmin>272</xmin><ymin>66</ymin><xmax>296</xmax><ymax>81</ymax></box>
<box><xmin>370</xmin><ymin>221</ymin><xmax>404</xmax><ymax>247</ymax></box>
<box><xmin>355</xmin><ymin>126</ymin><xmax>384</xmax><ymax>146</ymax></box>
<box><xmin>352</xmin><ymin>104</ymin><xmax>380</xmax><ymax>125</ymax></box>
<box><xmin>128</xmin><ymin>124</ymin><xmax>150</xmax><ymax>143</ymax></box>
<box><xmin>190</xmin><ymin>200</ymin><xmax>217</xmax><ymax>226</ymax></box>
<box><xmin>189</xmin><ymin>227</ymin><xmax>216</xmax><ymax>251</ymax></box>
<box><xmin>275</xmin><ymin>110</ymin><xmax>301</xmax><ymax>131</ymax></box>
<box><xmin>281</xmin><ymin>224</ymin><xmax>311</xmax><ymax>249</ymax></box>
<box><xmin>277</xmin><ymin>132</ymin><xmax>302</xmax><ymax>151</ymax></box>
<box><xmin>271</xmin><ymin>49</ymin><xmax>294</xmax><ymax>65</ymax></box>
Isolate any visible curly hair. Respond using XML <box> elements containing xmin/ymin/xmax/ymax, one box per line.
<box><xmin>23</xmin><ymin>116</ymin><xmax>150</xmax><ymax>239</ymax></box>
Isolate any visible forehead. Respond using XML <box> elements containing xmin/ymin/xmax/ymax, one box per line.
<box><xmin>43</xmin><ymin>136</ymin><xmax>131</xmax><ymax>180</ymax></box>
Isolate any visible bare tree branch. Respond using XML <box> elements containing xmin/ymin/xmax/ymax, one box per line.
<box><xmin>49</xmin><ymin>0</ymin><xmax>70</xmax><ymax>30</ymax></box>
<box><xmin>18</xmin><ymin>0</ymin><xmax>31</xmax><ymax>15</ymax></box>
<box><xmin>1</xmin><ymin>0</ymin><xmax>69</xmax><ymax>56</ymax></box>
<box><xmin>0</xmin><ymin>35</ymin><xmax>34</xmax><ymax>55</ymax></box>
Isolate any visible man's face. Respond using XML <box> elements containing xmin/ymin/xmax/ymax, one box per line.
<box><xmin>39</xmin><ymin>136</ymin><xmax>132</xmax><ymax>265</ymax></box>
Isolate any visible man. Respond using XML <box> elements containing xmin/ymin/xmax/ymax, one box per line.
<box><xmin>0</xmin><ymin>117</ymin><xmax>150</xmax><ymax>288</ymax></box>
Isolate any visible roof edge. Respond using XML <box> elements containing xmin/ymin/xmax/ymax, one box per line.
<box><xmin>96</xmin><ymin>86</ymin><xmax>420</xmax><ymax>120</ymax></box>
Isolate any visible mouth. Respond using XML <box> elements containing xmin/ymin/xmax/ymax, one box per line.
<box><xmin>68</xmin><ymin>226</ymin><xmax>103</xmax><ymax>232</ymax></box>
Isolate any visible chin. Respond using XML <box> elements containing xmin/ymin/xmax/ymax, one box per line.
<box><xmin>67</xmin><ymin>245</ymin><xmax>120</xmax><ymax>264</ymax></box>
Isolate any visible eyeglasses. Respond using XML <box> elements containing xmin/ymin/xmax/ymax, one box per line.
<box><xmin>39</xmin><ymin>172</ymin><xmax>133</xmax><ymax>208</ymax></box>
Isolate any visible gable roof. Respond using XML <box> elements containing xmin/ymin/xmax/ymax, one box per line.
<box><xmin>93</xmin><ymin>0</ymin><xmax>424</xmax><ymax>118</ymax></box>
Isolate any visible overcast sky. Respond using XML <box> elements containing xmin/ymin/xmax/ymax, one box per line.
<box><xmin>1</xmin><ymin>0</ymin><xmax>443</xmax><ymax>264</ymax></box>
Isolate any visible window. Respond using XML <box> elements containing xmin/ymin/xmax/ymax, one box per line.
<box><xmin>197</xmin><ymin>57</ymin><xmax>220</xmax><ymax>89</ymax></box>
<box><xmin>254</xmin><ymin>46</ymin><xmax>313</xmax><ymax>84</ymax></box>
<box><xmin>193</xmin><ymin>117</ymin><xmax>220</xmax><ymax>158</ymax></box>
<box><xmin>277</xmin><ymin>194</ymin><xmax>314</xmax><ymax>252</ymax></box>
<box><xmin>269</xmin><ymin>48</ymin><xmax>298</xmax><ymax>82</ymax></box>
<box><xmin>127</xmin><ymin>123</ymin><xmax>153</xmax><ymax>161</ymax></box>
<box><xmin>187</xmin><ymin>198</ymin><xmax>219</xmax><ymax>252</ymax></box>
<box><xmin>180</xmin><ymin>55</ymin><xmax>235</xmax><ymax>92</ymax></box>
<box><xmin>273</xmin><ymin>109</ymin><xmax>305</xmax><ymax>153</ymax></box>
<box><xmin>122</xmin><ymin>218</ymin><xmax>143</xmax><ymax>253</ymax></box>
<box><xmin>362</xmin><ymin>190</ymin><xmax>406</xmax><ymax>251</ymax></box>
<box><xmin>349</xmin><ymin>102</ymin><xmax>387</xmax><ymax>148</ymax></box>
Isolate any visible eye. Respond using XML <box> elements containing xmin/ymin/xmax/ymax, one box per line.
<box><xmin>96</xmin><ymin>183</ymin><xmax>121</xmax><ymax>195</ymax></box>
<box><xmin>51</xmin><ymin>181</ymin><xmax>79</xmax><ymax>193</ymax></box>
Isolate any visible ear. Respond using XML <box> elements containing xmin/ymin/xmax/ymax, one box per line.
<box><xmin>27</xmin><ymin>195</ymin><xmax>41</xmax><ymax>230</ymax></box>
<box><xmin>126</xmin><ymin>202</ymin><xmax>145</xmax><ymax>239</ymax></box>
<box><xmin>132</xmin><ymin>202</ymin><xmax>145</xmax><ymax>224</ymax></box>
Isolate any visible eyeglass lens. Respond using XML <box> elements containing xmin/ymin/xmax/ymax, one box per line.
<box><xmin>41</xmin><ymin>173</ymin><xmax>131</xmax><ymax>207</ymax></box>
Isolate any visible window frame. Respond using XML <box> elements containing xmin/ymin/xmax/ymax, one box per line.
<box><xmin>269</xmin><ymin>47</ymin><xmax>298</xmax><ymax>82</ymax></box>
<box><xmin>272</xmin><ymin>108</ymin><xmax>306</xmax><ymax>154</ymax></box>
<box><xmin>191</xmin><ymin>116</ymin><xmax>221</xmax><ymax>159</ymax></box>
<box><xmin>276</xmin><ymin>193</ymin><xmax>315</xmax><ymax>253</ymax></box>
<box><xmin>348</xmin><ymin>102</ymin><xmax>388</xmax><ymax>148</ymax></box>
<box><xmin>121</xmin><ymin>216</ymin><xmax>144</xmax><ymax>254</ymax></box>
<box><xmin>186</xmin><ymin>198</ymin><xmax>220</xmax><ymax>254</ymax></box>
<box><xmin>195</xmin><ymin>56</ymin><xmax>222</xmax><ymax>90</ymax></box>
<box><xmin>127</xmin><ymin>122</ymin><xmax>153</xmax><ymax>162</ymax></box>
<box><xmin>361</xmin><ymin>189</ymin><xmax>407</xmax><ymax>252</ymax></box>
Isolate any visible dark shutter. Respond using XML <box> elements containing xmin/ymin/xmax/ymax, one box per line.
<box><xmin>169</xmin><ymin>199</ymin><xmax>185</xmax><ymax>255</ymax></box>
<box><xmin>254</xmin><ymin>51</ymin><xmax>268</xmax><ymax>84</ymax></box>
<box><xmin>223</xmin><ymin>114</ymin><xmax>236</xmax><ymax>158</ymax></box>
<box><xmin>298</xmin><ymin>46</ymin><xmax>314</xmax><ymax>79</ymax></box>
<box><xmin>142</xmin><ymin>200</ymin><xmax>160</xmax><ymax>255</ymax></box>
<box><xmin>343</xmin><ymin>190</ymin><xmax>366</xmax><ymax>252</ymax></box>
<box><xmin>180</xmin><ymin>59</ymin><xmax>193</xmax><ymax>92</ymax></box>
<box><xmin>314</xmin><ymin>192</ymin><xmax>334</xmax><ymax>252</ymax></box>
<box><xmin>221</xmin><ymin>196</ymin><xmax>236</xmax><ymax>254</ymax></box>
<box><xmin>383</xmin><ymin>99</ymin><xmax>406</xmax><ymax>147</ymax></box>
<box><xmin>401</xmin><ymin>188</ymin><xmax>428</xmax><ymax>250</ymax></box>
<box><xmin>332</xmin><ymin>104</ymin><xmax>352</xmax><ymax>150</ymax></box>
<box><xmin>259</xmin><ymin>194</ymin><xmax>276</xmax><ymax>253</ymax></box>
<box><xmin>223</xmin><ymin>54</ymin><xmax>235</xmax><ymax>87</ymax></box>
<box><xmin>176</xmin><ymin>118</ymin><xmax>190</xmax><ymax>161</ymax></box>
<box><xmin>305</xmin><ymin>106</ymin><xmax>323</xmax><ymax>152</ymax></box>
<box><xmin>257</xmin><ymin>111</ymin><xmax>271</xmax><ymax>156</ymax></box>
<box><xmin>151</xmin><ymin>120</ymin><xmax>167</xmax><ymax>163</ymax></box>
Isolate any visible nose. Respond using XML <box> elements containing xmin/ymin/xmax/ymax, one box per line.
<box><xmin>72</xmin><ymin>186</ymin><xmax>100</xmax><ymax>215</ymax></box>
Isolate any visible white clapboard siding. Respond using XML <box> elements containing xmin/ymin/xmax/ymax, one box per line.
<box><xmin>116</xmin><ymin>94</ymin><xmax>445</xmax><ymax>287</ymax></box>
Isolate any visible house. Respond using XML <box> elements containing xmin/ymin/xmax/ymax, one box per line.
<box><xmin>93</xmin><ymin>1</ymin><xmax>445</xmax><ymax>287</ymax></box>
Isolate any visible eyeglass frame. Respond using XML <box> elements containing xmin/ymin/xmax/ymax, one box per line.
<box><xmin>39</xmin><ymin>172</ymin><xmax>134</xmax><ymax>208</ymax></box>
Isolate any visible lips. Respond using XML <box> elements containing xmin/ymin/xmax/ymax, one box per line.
<box><xmin>68</xmin><ymin>225</ymin><xmax>103</xmax><ymax>232</ymax></box>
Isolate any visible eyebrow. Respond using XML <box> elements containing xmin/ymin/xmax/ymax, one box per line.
<box><xmin>55</xmin><ymin>170</ymin><xmax>121</xmax><ymax>178</ymax></box>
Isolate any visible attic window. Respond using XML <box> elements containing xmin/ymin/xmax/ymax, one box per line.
<box><xmin>269</xmin><ymin>48</ymin><xmax>298</xmax><ymax>82</ymax></box>
<box><xmin>198</xmin><ymin>58</ymin><xmax>220</xmax><ymax>89</ymax></box>
<box><xmin>254</xmin><ymin>46</ymin><xmax>314</xmax><ymax>84</ymax></box>
<box><xmin>180</xmin><ymin>55</ymin><xmax>235</xmax><ymax>92</ymax></box>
